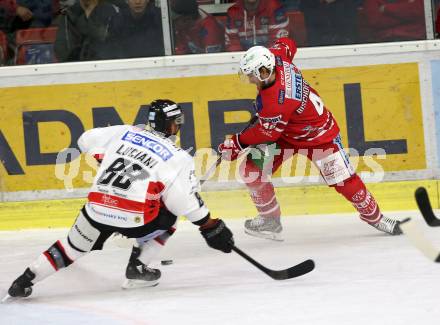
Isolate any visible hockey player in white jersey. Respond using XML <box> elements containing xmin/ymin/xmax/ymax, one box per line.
<box><xmin>5</xmin><ymin>99</ymin><xmax>234</xmax><ymax>300</ymax></box>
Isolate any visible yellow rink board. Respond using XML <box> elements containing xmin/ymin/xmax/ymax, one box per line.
<box><xmin>0</xmin><ymin>179</ymin><xmax>437</xmax><ymax>231</ymax></box>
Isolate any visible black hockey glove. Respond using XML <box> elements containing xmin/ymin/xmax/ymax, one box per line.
<box><xmin>199</xmin><ymin>219</ymin><xmax>234</xmax><ymax>253</ymax></box>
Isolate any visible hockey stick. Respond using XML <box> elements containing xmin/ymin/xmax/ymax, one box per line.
<box><xmin>232</xmin><ymin>246</ymin><xmax>315</xmax><ymax>280</ymax></box>
<box><xmin>199</xmin><ymin>154</ymin><xmax>222</xmax><ymax>186</ymax></box>
<box><xmin>399</xmin><ymin>218</ymin><xmax>440</xmax><ymax>262</ymax></box>
<box><xmin>415</xmin><ymin>187</ymin><xmax>440</xmax><ymax>227</ymax></box>
<box><xmin>199</xmin><ymin>115</ymin><xmax>259</xmax><ymax>186</ymax></box>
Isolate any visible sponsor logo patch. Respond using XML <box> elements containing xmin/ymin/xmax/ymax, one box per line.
<box><xmin>278</xmin><ymin>89</ymin><xmax>285</xmax><ymax>104</ymax></box>
<box><xmin>122</xmin><ymin>131</ymin><xmax>173</xmax><ymax>161</ymax></box>
<box><xmin>284</xmin><ymin>62</ymin><xmax>292</xmax><ymax>97</ymax></box>
<box><xmin>102</xmin><ymin>194</ymin><xmax>118</xmax><ymax>207</ymax></box>
<box><xmin>259</xmin><ymin>115</ymin><xmax>282</xmax><ymax>130</ymax></box>
<box><xmin>294</xmin><ymin>73</ymin><xmax>303</xmax><ymax>100</ymax></box>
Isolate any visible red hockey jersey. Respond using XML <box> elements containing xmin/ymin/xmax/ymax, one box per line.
<box><xmin>239</xmin><ymin>38</ymin><xmax>340</xmax><ymax>148</ymax></box>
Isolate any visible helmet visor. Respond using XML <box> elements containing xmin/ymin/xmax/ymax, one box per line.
<box><xmin>174</xmin><ymin>114</ymin><xmax>184</xmax><ymax>125</ymax></box>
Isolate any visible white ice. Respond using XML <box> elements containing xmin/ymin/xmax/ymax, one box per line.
<box><xmin>1</xmin><ymin>211</ymin><xmax>440</xmax><ymax>325</ymax></box>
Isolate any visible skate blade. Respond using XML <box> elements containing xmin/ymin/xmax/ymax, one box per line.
<box><xmin>121</xmin><ymin>279</ymin><xmax>159</xmax><ymax>290</ymax></box>
<box><xmin>1</xmin><ymin>294</ymin><xmax>14</xmax><ymax>303</ymax></box>
<box><xmin>244</xmin><ymin>229</ymin><xmax>284</xmax><ymax>241</ymax></box>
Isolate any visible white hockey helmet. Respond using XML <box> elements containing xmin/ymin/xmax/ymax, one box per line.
<box><xmin>239</xmin><ymin>46</ymin><xmax>275</xmax><ymax>82</ymax></box>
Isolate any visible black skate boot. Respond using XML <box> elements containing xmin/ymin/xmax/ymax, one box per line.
<box><xmin>4</xmin><ymin>268</ymin><xmax>35</xmax><ymax>301</ymax></box>
<box><xmin>122</xmin><ymin>246</ymin><xmax>161</xmax><ymax>289</ymax></box>
<box><xmin>370</xmin><ymin>215</ymin><xmax>402</xmax><ymax>235</ymax></box>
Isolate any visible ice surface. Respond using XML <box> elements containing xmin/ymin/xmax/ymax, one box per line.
<box><xmin>1</xmin><ymin>211</ymin><xmax>440</xmax><ymax>325</ymax></box>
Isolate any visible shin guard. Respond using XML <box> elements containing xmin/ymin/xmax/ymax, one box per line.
<box><xmin>239</xmin><ymin>158</ymin><xmax>281</xmax><ymax>218</ymax></box>
<box><xmin>30</xmin><ymin>238</ymin><xmax>84</xmax><ymax>283</ymax></box>
<box><xmin>334</xmin><ymin>174</ymin><xmax>381</xmax><ymax>223</ymax></box>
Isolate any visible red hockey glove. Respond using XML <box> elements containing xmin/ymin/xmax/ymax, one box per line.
<box><xmin>218</xmin><ymin>134</ymin><xmax>245</xmax><ymax>161</ymax></box>
<box><xmin>273</xmin><ymin>37</ymin><xmax>297</xmax><ymax>62</ymax></box>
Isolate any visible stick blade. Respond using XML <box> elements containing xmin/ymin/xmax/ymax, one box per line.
<box><xmin>269</xmin><ymin>259</ymin><xmax>315</xmax><ymax>280</ymax></box>
<box><xmin>415</xmin><ymin>187</ymin><xmax>440</xmax><ymax>227</ymax></box>
<box><xmin>400</xmin><ymin>218</ymin><xmax>440</xmax><ymax>262</ymax></box>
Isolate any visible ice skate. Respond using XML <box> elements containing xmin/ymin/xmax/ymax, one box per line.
<box><xmin>369</xmin><ymin>215</ymin><xmax>402</xmax><ymax>235</ymax></box>
<box><xmin>244</xmin><ymin>215</ymin><xmax>283</xmax><ymax>241</ymax></box>
<box><xmin>4</xmin><ymin>268</ymin><xmax>35</xmax><ymax>301</ymax></box>
<box><xmin>122</xmin><ymin>247</ymin><xmax>161</xmax><ymax>289</ymax></box>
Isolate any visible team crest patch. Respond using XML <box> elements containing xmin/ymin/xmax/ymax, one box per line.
<box><xmin>275</xmin><ymin>55</ymin><xmax>283</xmax><ymax>67</ymax></box>
<box><xmin>235</xmin><ymin>20</ymin><xmax>243</xmax><ymax>27</ymax></box>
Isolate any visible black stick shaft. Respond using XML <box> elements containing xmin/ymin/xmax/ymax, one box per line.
<box><xmin>232</xmin><ymin>245</ymin><xmax>271</xmax><ymax>273</ymax></box>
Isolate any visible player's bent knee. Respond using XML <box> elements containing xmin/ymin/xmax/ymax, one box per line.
<box><xmin>332</xmin><ymin>174</ymin><xmax>366</xmax><ymax>200</ymax></box>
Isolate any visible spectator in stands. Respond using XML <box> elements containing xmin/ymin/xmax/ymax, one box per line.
<box><xmin>0</xmin><ymin>0</ymin><xmax>15</xmax><ymax>64</ymax></box>
<box><xmin>363</xmin><ymin>0</ymin><xmax>426</xmax><ymax>42</ymax></box>
<box><xmin>170</xmin><ymin>0</ymin><xmax>224</xmax><ymax>54</ymax></box>
<box><xmin>11</xmin><ymin>0</ymin><xmax>54</xmax><ymax>30</ymax></box>
<box><xmin>0</xmin><ymin>0</ymin><xmax>17</xmax><ymax>32</ymax></box>
<box><xmin>54</xmin><ymin>0</ymin><xmax>120</xmax><ymax>62</ymax></box>
<box><xmin>109</xmin><ymin>0</ymin><xmax>164</xmax><ymax>58</ymax></box>
<box><xmin>225</xmin><ymin>0</ymin><xmax>289</xmax><ymax>51</ymax></box>
<box><xmin>300</xmin><ymin>0</ymin><xmax>359</xmax><ymax>47</ymax></box>
<box><xmin>436</xmin><ymin>5</ymin><xmax>439</xmax><ymax>38</ymax></box>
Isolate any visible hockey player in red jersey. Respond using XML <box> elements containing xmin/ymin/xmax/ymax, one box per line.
<box><xmin>4</xmin><ymin>100</ymin><xmax>234</xmax><ymax>300</ymax></box>
<box><xmin>225</xmin><ymin>0</ymin><xmax>289</xmax><ymax>52</ymax></box>
<box><xmin>218</xmin><ymin>37</ymin><xmax>402</xmax><ymax>241</ymax></box>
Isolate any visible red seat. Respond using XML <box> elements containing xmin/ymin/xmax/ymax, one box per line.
<box><xmin>286</xmin><ymin>11</ymin><xmax>307</xmax><ymax>47</ymax></box>
<box><xmin>0</xmin><ymin>31</ymin><xmax>7</xmax><ymax>65</ymax></box>
<box><xmin>15</xmin><ymin>27</ymin><xmax>58</xmax><ymax>65</ymax></box>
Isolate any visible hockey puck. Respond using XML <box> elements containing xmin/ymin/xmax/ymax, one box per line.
<box><xmin>161</xmin><ymin>260</ymin><xmax>173</xmax><ymax>265</ymax></box>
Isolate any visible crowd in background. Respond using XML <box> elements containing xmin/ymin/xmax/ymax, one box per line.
<box><xmin>0</xmin><ymin>0</ymin><xmax>439</xmax><ymax>66</ymax></box>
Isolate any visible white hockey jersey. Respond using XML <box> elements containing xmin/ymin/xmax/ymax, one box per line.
<box><xmin>78</xmin><ymin>125</ymin><xmax>209</xmax><ymax>228</ymax></box>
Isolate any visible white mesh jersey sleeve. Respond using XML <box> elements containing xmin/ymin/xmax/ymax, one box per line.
<box><xmin>161</xmin><ymin>156</ymin><xmax>209</xmax><ymax>224</ymax></box>
<box><xmin>78</xmin><ymin>125</ymin><xmax>131</xmax><ymax>154</ymax></box>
